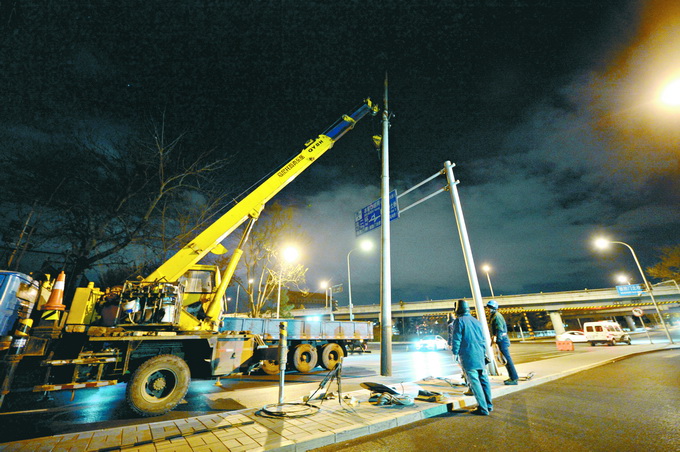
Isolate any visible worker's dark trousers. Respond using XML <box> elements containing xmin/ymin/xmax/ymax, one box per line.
<box><xmin>497</xmin><ymin>337</ymin><xmax>519</xmax><ymax>381</ymax></box>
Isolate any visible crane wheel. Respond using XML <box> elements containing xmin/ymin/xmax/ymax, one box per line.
<box><xmin>292</xmin><ymin>344</ymin><xmax>318</xmax><ymax>373</ymax></box>
<box><xmin>261</xmin><ymin>359</ymin><xmax>280</xmax><ymax>375</ymax></box>
<box><xmin>126</xmin><ymin>354</ymin><xmax>190</xmax><ymax>417</ymax></box>
<box><xmin>320</xmin><ymin>343</ymin><xmax>344</xmax><ymax>370</ymax></box>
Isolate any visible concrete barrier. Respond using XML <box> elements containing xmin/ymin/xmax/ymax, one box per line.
<box><xmin>556</xmin><ymin>340</ymin><xmax>574</xmax><ymax>351</ymax></box>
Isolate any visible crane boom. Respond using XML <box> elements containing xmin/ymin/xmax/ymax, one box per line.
<box><xmin>145</xmin><ymin>99</ymin><xmax>378</xmax><ymax>284</ymax></box>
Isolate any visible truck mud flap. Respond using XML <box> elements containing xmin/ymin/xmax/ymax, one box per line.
<box><xmin>236</xmin><ymin>346</ymin><xmax>278</xmax><ymax>373</ymax></box>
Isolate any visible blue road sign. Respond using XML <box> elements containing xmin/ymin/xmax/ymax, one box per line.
<box><xmin>616</xmin><ymin>284</ymin><xmax>643</xmax><ymax>296</ymax></box>
<box><xmin>355</xmin><ymin>190</ymin><xmax>399</xmax><ymax>236</ymax></box>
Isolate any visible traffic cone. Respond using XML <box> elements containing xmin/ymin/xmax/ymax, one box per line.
<box><xmin>42</xmin><ymin>271</ymin><xmax>66</xmax><ymax>311</ymax></box>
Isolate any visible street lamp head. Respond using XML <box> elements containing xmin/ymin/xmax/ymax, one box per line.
<box><xmin>359</xmin><ymin>240</ymin><xmax>373</xmax><ymax>252</ymax></box>
<box><xmin>481</xmin><ymin>263</ymin><xmax>491</xmax><ymax>273</ymax></box>
<box><xmin>281</xmin><ymin>245</ymin><xmax>300</xmax><ymax>263</ymax></box>
<box><xmin>660</xmin><ymin>78</ymin><xmax>680</xmax><ymax>106</ymax></box>
<box><xmin>594</xmin><ymin>237</ymin><xmax>611</xmax><ymax>250</ymax></box>
<box><xmin>616</xmin><ymin>274</ymin><xmax>630</xmax><ymax>284</ymax></box>
<box><xmin>320</xmin><ymin>280</ymin><xmax>328</xmax><ymax>290</ymax></box>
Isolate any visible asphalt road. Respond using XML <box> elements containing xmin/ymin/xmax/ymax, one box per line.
<box><xmin>0</xmin><ymin>331</ymin><xmax>672</xmax><ymax>444</ymax></box>
<box><xmin>0</xmin><ymin>341</ymin><xmax>565</xmax><ymax>443</ymax></box>
<box><xmin>315</xmin><ymin>348</ymin><xmax>680</xmax><ymax>452</ymax></box>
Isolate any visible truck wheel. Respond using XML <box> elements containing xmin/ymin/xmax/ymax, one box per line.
<box><xmin>589</xmin><ymin>342</ymin><xmax>596</xmax><ymax>346</ymax></box>
<box><xmin>320</xmin><ymin>343</ymin><xmax>344</xmax><ymax>370</ymax></box>
<box><xmin>292</xmin><ymin>344</ymin><xmax>318</xmax><ymax>373</ymax></box>
<box><xmin>126</xmin><ymin>354</ymin><xmax>190</xmax><ymax>417</ymax></box>
<box><xmin>261</xmin><ymin>359</ymin><xmax>280</xmax><ymax>375</ymax></box>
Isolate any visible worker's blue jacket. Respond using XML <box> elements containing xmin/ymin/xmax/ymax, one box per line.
<box><xmin>449</xmin><ymin>313</ymin><xmax>487</xmax><ymax>370</ymax></box>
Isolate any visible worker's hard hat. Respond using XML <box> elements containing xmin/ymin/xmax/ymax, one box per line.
<box><xmin>455</xmin><ymin>299</ymin><xmax>469</xmax><ymax>316</ymax></box>
<box><xmin>486</xmin><ymin>300</ymin><xmax>499</xmax><ymax>310</ymax></box>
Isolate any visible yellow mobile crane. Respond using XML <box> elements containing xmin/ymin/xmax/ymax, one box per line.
<box><xmin>0</xmin><ymin>99</ymin><xmax>377</xmax><ymax>416</ymax></box>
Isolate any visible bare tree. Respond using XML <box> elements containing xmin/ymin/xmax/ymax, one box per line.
<box><xmin>0</xmin><ymin>121</ymin><xmax>228</xmax><ymax>291</ymax></box>
<box><xmin>219</xmin><ymin>202</ymin><xmax>309</xmax><ymax>317</ymax></box>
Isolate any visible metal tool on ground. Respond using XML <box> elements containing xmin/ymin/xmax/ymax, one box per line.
<box><xmin>306</xmin><ymin>358</ymin><xmax>353</xmax><ymax>409</ymax></box>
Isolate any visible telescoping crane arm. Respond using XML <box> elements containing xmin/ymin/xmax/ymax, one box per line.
<box><xmin>145</xmin><ymin>99</ymin><xmax>378</xmax><ymax>287</ymax></box>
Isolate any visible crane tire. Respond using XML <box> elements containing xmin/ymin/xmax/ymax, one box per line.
<box><xmin>320</xmin><ymin>343</ymin><xmax>344</xmax><ymax>370</ymax></box>
<box><xmin>261</xmin><ymin>359</ymin><xmax>280</xmax><ymax>375</ymax></box>
<box><xmin>292</xmin><ymin>344</ymin><xmax>318</xmax><ymax>373</ymax></box>
<box><xmin>126</xmin><ymin>354</ymin><xmax>190</xmax><ymax>417</ymax></box>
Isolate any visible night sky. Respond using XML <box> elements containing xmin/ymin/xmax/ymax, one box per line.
<box><xmin>2</xmin><ymin>1</ymin><xmax>679</xmax><ymax>305</ymax></box>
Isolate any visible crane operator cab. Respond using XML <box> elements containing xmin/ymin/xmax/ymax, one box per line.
<box><xmin>100</xmin><ymin>264</ymin><xmax>223</xmax><ymax>330</ymax></box>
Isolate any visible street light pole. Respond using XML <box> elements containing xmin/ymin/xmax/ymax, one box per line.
<box><xmin>320</xmin><ymin>280</ymin><xmax>329</xmax><ymax>319</ymax></box>
<box><xmin>276</xmin><ymin>246</ymin><xmax>300</xmax><ymax>319</ymax></box>
<box><xmin>597</xmin><ymin>239</ymin><xmax>674</xmax><ymax>344</ymax></box>
<box><xmin>347</xmin><ymin>249</ymin><xmax>356</xmax><ymax>321</ymax></box>
<box><xmin>347</xmin><ymin>240</ymin><xmax>373</xmax><ymax>321</ymax></box>
<box><xmin>276</xmin><ymin>266</ymin><xmax>284</xmax><ymax>319</ymax></box>
<box><xmin>482</xmin><ymin>264</ymin><xmax>495</xmax><ymax>298</ymax></box>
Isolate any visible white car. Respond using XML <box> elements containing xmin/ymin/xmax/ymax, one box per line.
<box><xmin>414</xmin><ymin>335</ymin><xmax>448</xmax><ymax>351</ymax></box>
<box><xmin>556</xmin><ymin>331</ymin><xmax>588</xmax><ymax>343</ymax></box>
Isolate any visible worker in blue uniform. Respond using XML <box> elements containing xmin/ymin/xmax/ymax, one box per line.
<box><xmin>487</xmin><ymin>299</ymin><xmax>519</xmax><ymax>385</ymax></box>
<box><xmin>448</xmin><ymin>299</ymin><xmax>493</xmax><ymax>415</ymax></box>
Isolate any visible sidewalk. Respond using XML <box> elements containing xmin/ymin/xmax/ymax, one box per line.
<box><xmin>0</xmin><ymin>343</ymin><xmax>673</xmax><ymax>452</ymax></box>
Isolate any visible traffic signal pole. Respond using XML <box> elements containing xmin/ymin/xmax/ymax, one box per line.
<box><xmin>380</xmin><ymin>75</ymin><xmax>392</xmax><ymax>376</ymax></box>
<box><xmin>444</xmin><ymin>161</ymin><xmax>498</xmax><ymax>376</ymax></box>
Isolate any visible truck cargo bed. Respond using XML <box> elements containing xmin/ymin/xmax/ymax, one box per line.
<box><xmin>221</xmin><ymin>318</ymin><xmax>373</xmax><ymax>341</ymax></box>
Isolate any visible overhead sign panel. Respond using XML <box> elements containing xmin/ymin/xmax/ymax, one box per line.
<box><xmin>616</xmin><ymin>284</ymin><xmax>643</xmax><ymax>296</ymax></box>
<box><xmin>331</xmin><ymin>284</ymin><xmax>344</xmax><ymax>293</ymax></box>
<box><xmin>355</xmin><ymin>190</ymin><xmax>399</xmax><ymax>236</ymax></box>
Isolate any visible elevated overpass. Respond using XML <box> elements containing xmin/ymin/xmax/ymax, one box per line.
<box><xmin>291</xmin><ymin>285</ymin><xmax>680</xmax><ymax>335</ymax></box>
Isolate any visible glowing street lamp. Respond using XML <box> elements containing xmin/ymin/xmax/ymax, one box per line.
<box><xmin>594</xmin><ymin>237</ymin><xmax>673</xmax><ymax>344</ymax></box>
<box><xmin>660</xmin><ymin>78</ymin><xmax>680</xmax><ymax>106</ymax></box>
<box><xmin>481</xmin><ymin>263</ymin><xmax>495</xmax><ymax>298</ymax></box>
<box><xmin>616</xmin><ymin>273</ymin><xmax>632</xmax><ymax>285</ymax></box>
<box><xmin>347</xmin><ymin>240</ymin><xmax>373</xmax><ymax>321</ymax></box>
<box><xmin>276</xmin><ymin>246</ymin><xmax>300</xmax><ymax>318</ymax></box>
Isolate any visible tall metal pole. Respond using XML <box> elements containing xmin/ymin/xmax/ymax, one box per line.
<box><xmin>380</xmin><ymin>74</ymin><xmax>392</xmax><ymax>376</ymax></box>
<box><xmin>444</xmin><ymin>161</ymin><xmax>498</xmax><ymax>375</ymax></box>
<box><xmin>276</xmin><ymin>267</ymin><xmax>282</xmax><ymax>318</ymax></box>
<box><xmin>329</xmin><ymin>285</ymin><xmax>335</xmax><ymax>321</ymax></box>
<box><xmin>613</xmin><ymin>241</ymin><xmax>673</xmax><ymax>344</ymax></box>
<box><xmin>347</xmin><ymin>249</ymin><xmax>355</xmax><ymax>321</ymax></box>
<box><xmin>485</xmin><ymin>270</ymin><xmax>495</xmax><ymax>298</ymax></box>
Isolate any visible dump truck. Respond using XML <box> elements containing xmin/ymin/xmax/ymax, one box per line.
<box><xmin>0</xmin><ymin>99</ymin><xmax>377</xmax><ymax>416</ymax></box>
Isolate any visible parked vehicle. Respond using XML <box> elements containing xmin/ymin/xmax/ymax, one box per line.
<box><xmin>414</xmin><ymin>335</ymin><xmax>448</xmax><ymax>351</ymax></box>
<box><xmin>0</xmin><ymin>99</ymin><xmax>378</xmax><ymax>416</ymax></box>
<box><xmin>583</xmin><ymin>321</ymin><xmax>631</xmax><ymax>346</ymax></box>
<box><xmin>556</xmin><ymin>331</ymin><xmax>588</xmax><ymax>343</ymax></box>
